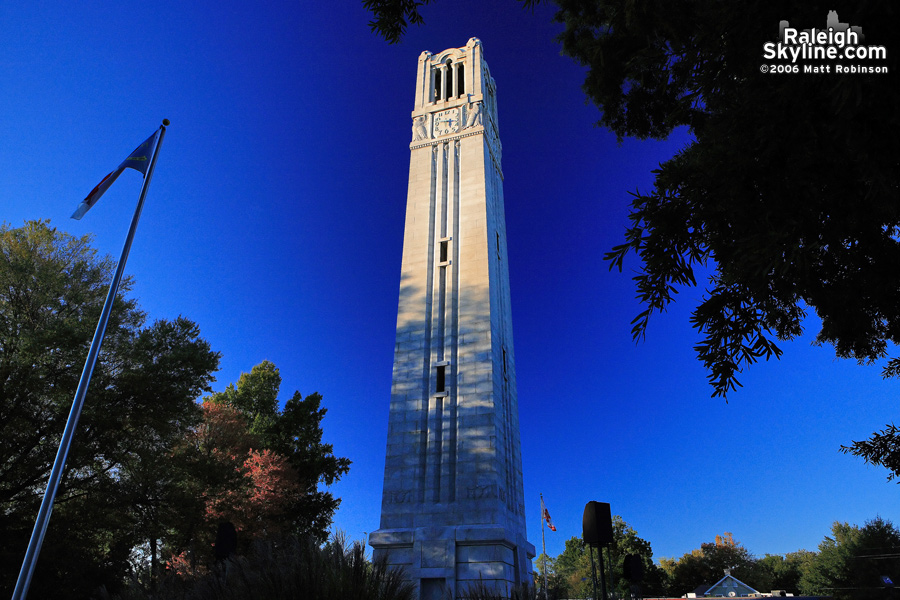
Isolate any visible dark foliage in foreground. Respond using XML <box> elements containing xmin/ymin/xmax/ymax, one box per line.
<box><xmin>459</xmin><ymin>579</ymin><xmax>537</xmax><ymax>600</ymax></box>
<box><xmin>841</xmin><ymin>423</ymin><xmax>900</xmax><ymax>482</ymax></box>
<box><xmin>100</xmin><ymin>534</ymin><xmax>414</xmax><ymax>600</ymax></box>
<box><xmin>0</xmin><ymin>220</ymin><xmax>220</xmax><ymax>598</ymax></box>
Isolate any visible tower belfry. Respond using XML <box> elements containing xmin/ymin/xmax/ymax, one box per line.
<box><xmin>370</xmin><ymin>38</ymin><xmax>534</xmax><ymax>599</ymax></box>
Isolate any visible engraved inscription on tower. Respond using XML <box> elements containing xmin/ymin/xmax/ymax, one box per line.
<box><xmin>369</xmin><ymin>38</ymin><xmax>534</xmax><ymax>600</ymax></box>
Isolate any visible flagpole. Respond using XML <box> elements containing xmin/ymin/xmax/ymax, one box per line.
<box><xmin>11</xmin><ymin>119</ymin><xmax>169</xmax><ymax>600</ymax></box>
<box><xmin>540</xmin><ymin>494</ymin><xmax>548</xmax><ymax>599</ymax></box>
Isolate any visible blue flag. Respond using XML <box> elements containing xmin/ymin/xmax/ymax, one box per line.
<box><xmin>71</xmin><ymin>129</ymin><xmax>160</xmax><ymax>220</ymax></box>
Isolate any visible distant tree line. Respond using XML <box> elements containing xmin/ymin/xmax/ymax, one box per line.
<box><xmin>0</xmin><ymin>221</ymin><xmax>350</xmax><ymax>598</ymax></box>
<box><xmin>535</xmin><ymin>516</ymin><xmax>900</xmax><ymax>600</ymax></box>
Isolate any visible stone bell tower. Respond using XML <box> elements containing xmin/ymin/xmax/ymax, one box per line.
<box><xmin>369</xmin><ymin>38</ymin><xmax>534</xmax><ymax>599</ymax></box>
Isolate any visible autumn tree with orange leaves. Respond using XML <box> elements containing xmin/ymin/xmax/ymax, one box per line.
<box><xmin>165</xmin><ymin>362</ymin><xmax>350</xmax><ymax>574</ymax></box>
<box><xmin>193</xmin><ymin>403</ymin><xmax>301</xmax><ymax>539</ymax></box>
<box><xmin>206</xmin><ymin>361</ymin><xmax>351</xmax><ymax>542</ymax></box>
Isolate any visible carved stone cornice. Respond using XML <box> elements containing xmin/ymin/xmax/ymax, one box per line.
<box><xmin>409</xmin><ymin>126</ymin><xmax>503</xmax><ymax>179</ymax></box>
<box><xmin>410</xmin><ymin>99</ymin><xmax>502</xmax><ymax>178</ymax></box>
<box><xmin>409</xmin><ymin>127</ymin><xmax>482</xmax><ymax>150</ymax></box>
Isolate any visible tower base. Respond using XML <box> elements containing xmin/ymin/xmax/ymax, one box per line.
<box><xmin>370</xmin><ymin>525</ymin><xmax>535</xmax><ymax>599</ymax></box>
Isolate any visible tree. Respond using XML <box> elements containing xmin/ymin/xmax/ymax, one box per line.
<box><xmin>365</xmin><ymin>0</ymin><xmax>542</xmax><ymax>43</ymax></box>
<box><xmin>121</xmin><ymin>363</ymin><xmax>349</xmax><ymax>579</ymax></box>
<box><xmin>606</xmin><ymin>516</ymin><xmax>668</xmax><ymax>598</ymax></box>
<box><xmin>757</xmin><ymin>551</ymin><xmax>815</xmax><ymax>595</ymax></box>
<box><xmin>563</xmin><ymin>0</ymin><xmax>900</xmax><ymax>483</ymax></box>
<box><xmin>664</xmin><ymin>532</ymin><xmax>763</xmax><ymax>596</ymax></box>
<box><xmin>841</xmin><ymin>423</ymin><xmax>900</xmax><ymax>483</ymax></box>
<box><xmin>363</xmin><ymin>0</ymin><xmax>435</xmax><ymax>44</ymax></box>
<box><xmin>112</xmin><ymin>317</ymin><xmax>220</xmax><ymax>586</ymax></box>
<box><xmin>534</xmin><ymin>552</ymin><xmax>568</xmax><ymax>600</ymax></box>
<box><xmin>161</xmin><ymin>401</ymin><xmax>304</xmax><ymax>570</ymax></box>
<box><xmin>0</xmin><ymin>220</ymin><xmax>220</xmax><ymax>598</ymax></box>
<box><xmin>554</xmin><ymin>0</ymin><xmax>900</xmax><ymax>398</ymax></box>
<box><xmin>552</xmin><ymin>516</ymin><xmax>664</xmax><ymax>599</ymax></box>
<box><xmin>207</xmin><ymin>361</ymin><xmax>351</xmax><ymax>541</ymax></box>
<box><xmin>799</xmin><ymin>517</ymin><xmax>900</xmax><ymax>600</ymax></box>
<box><xmin>553</xmin><ymin>536</ymin><xmax>593</xmax><ymax>599</ymax></box>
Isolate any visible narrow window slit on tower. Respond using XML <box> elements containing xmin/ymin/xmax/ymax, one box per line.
<box><xmin>439</xmin><ymin>240</ymin><xmax>448</xmax><ymax>263</ymax></box>
<box><xmin>434</xmin><ymin>69</ymin><xmax>442</xmax><ymax>102</ymax></box>
<box><xmin>446</xmin><ymin>59</ymin><xmax>453</xmax><ymax>97</ymax></box>
<box><xmin>457</xmin><ymin>63</ymin><xmax>465</xmax><ymax>97</ymax></box>
<box><xmin>436</xmin><ymin>365</ymin><xmax>446</xmax><ymax>392</ymax></box>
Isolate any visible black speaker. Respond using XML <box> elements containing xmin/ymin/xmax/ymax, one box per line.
<box><xmin>624</xmin><ymin>553</ymin><xmax>644</xmax><ymax>582</ymax></box>
<box><xmin>582</xmin><ymin>501</ymin><xmax>613</xmax><ymax>547</ymax></box>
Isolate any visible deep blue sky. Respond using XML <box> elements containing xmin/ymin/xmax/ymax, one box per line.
<box><xmin>1</xmin><ymin>1</ymin><xmax>896</xmax><ymax>564</ymax></box>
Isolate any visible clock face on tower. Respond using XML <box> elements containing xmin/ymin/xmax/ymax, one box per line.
<box><xmin>433</xmin><ymin>108</ymin><xmax>460</xmax><ymax>137</ymax></box>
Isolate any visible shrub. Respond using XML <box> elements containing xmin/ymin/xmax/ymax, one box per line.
<box><xmin>98</xmin><ymin>533</ymin><xmax>413</xmax><ymax>600</ymax></box>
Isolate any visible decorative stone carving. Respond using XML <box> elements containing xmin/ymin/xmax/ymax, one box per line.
<box><xmin>464</xmin><ymin>101</ymin><xmax>483</xmax><ymax>129</ymax></box>
<box><xmin>386</xmin><ymin>489</ymin><xmax>413</xmax><ymax>504</ymax></box>
<box><xmin>466</xmin><ymin>483</ymin><xmax>498</xmax><ymax>500</ymax></box>
<box><xmin>412</xmin><ymin>115</ymin><xmax>429</xmax><ymax>142</ymax></box>
<box><xmin>484</xmin><ymin>115</ymin><xmax>502</xmax><ymax>165</ymax></box>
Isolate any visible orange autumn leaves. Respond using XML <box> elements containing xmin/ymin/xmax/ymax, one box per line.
<box><xmin>189</xmin><ymin>402</ymin><xmax>301</xmax><ymax>540</ymax></box>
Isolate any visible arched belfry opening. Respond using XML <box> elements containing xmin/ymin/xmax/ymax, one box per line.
<box><xmin>432</xmin><ymin>56</ymin><xmax>467</xmax><ymax>102</ymax></box>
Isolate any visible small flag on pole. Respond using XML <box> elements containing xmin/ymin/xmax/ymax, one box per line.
<box><xmin>71</xmin><ymin>129</ymin><xmax>161</xmax><ymax>220</ymax></box>
<box><xmin>541</xmin><ymin>495</ymin><xmax>557</xmax><ymax>531</ymax></box>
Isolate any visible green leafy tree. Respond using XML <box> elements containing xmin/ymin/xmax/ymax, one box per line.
<box><xmin>208</xmin><ymin>361</ymin><xmax>351</xmax><ymax>540</ymax></box>
<box><xmin>554</xmin><ymin>536</ymin><xmax>593</xmax><ymax>599</ymax></box>
<box><xmin>555</xmin><ymin>0</ymin><xmax>900</xmax><ymax>398</ymax></box>
<box><xmin>552</xmin><ymin>516</ymin><xmax>664</xmax><ymax>599</ymax></box>
<box><xmin>665</xmin><ymin>533</ymin><xmax>763</xmax><ymax>596</ymax></box>
<box><xmin>365</xmin><ymin>0</ymin><xmax>548</xmax><ymax>44</ymax></box>
<box><xmin>113</xmin><ymin>317</ymin><xmax>220</xmax><ymax>586</ymax></box>
<box><xmin>606</xmin><ymin>516</ymin><xmax>668</xmax><ymax>598</ymax></box>
<box><xmin>841</xmin><ymin>423</ymin><xmax>900</xmax><ymax>483</ymax></box>
<box><xmin>663</xmin><ymin>548</ymin><xmax>707</xmax><ymax>597</ymax></box>
<box><xmin>0</xmin><ymin>221</ymin><xmax>220</xmax><ymax>598</ymax></box>
<box><xmin>210</xmin><ymin>360</ymin><xmax>281</xmax><ymax>428</ymax></box>
<box><xmin>533</xmin><ymin>552</ymin><xmax>568</xmax><ymax>600</ymax></box>
<box><xmin>799</xmin><ymin>517</ymin><xmax>900</xmax><ymax>600</ymax></box>
<box><xmin>161</xmin><ymin>401</ymin><xmax>304</xmax><ymax>570</ymax></box>
<box><xmin>756</xmin><ymin>551</ymin><xmax>815</xmax><ymax>595</ymax></box>
<box><xmin>363</xmin><ymin>0</ymin><xmax>434</xmax><ymax>44</ymax></box>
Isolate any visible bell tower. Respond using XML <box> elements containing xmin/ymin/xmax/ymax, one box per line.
<box><xmin>369</xmin><ymin>38</ymin><xmax>534</xmax><ymax>599</ymax></box>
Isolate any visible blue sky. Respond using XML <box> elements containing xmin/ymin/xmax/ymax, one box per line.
<box><xmin>1</xmin><ymin>1</ymin><xmax>896</xmax><ymax>564</ymax></box>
